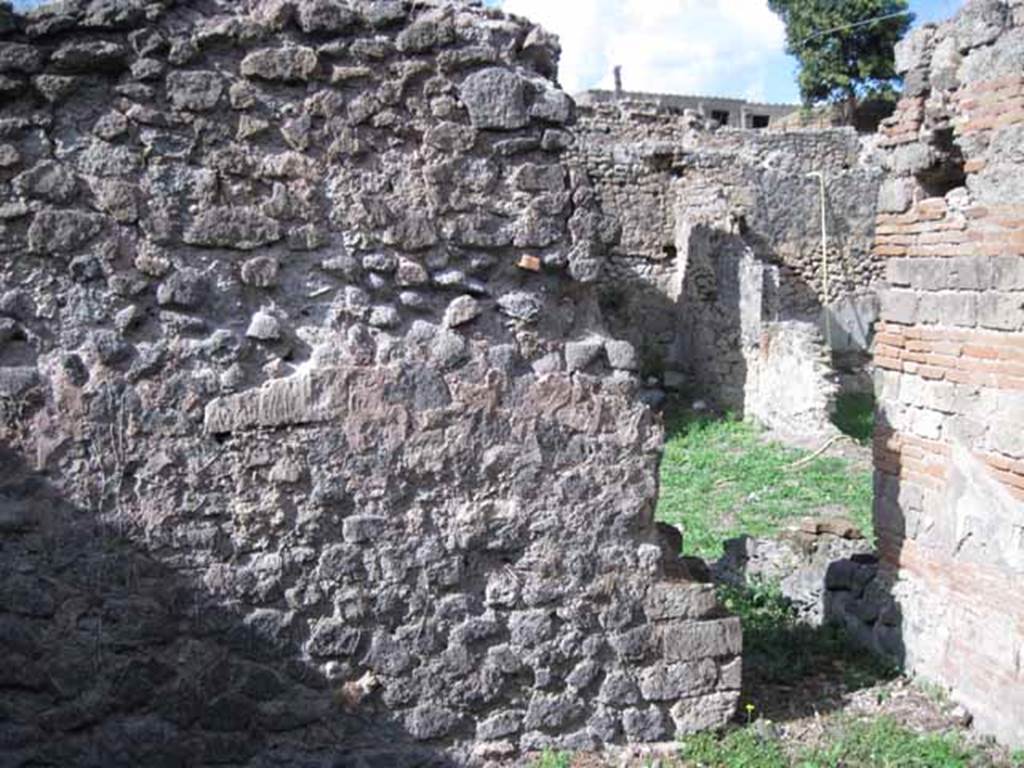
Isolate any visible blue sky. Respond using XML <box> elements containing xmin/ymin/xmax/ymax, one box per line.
<box><xmin>493</xmin><ymin>0</ymin><xmax>966</xmax><ymax>103</ymax></box>
<box><xmin>12</xmin><ymin>0</ymin><xmax>965</xmax><ymax>104</ymax></box>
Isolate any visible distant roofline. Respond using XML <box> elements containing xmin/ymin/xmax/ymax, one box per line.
<box><xmin>574</xmin><ymin>88</ymin><xmax>801</xmax><ymax>111</ymax></box>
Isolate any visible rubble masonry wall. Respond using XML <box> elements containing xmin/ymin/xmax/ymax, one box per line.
<box><xmin>569</xmin><ymin>103</ymin><xmax>882</xmax><ymax>439</ymax></box>
<box><xmin>0</xmin><ymin>1</ymin><xmax>740</xmax><ymax>764</ymax></box>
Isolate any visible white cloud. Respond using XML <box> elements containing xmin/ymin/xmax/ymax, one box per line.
<box><xmin>500</xmin><ymin>0</ymin><xmax>798</xmax><ymax>103</ymax></box>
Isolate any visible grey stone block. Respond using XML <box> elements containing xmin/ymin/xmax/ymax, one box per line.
<box><xmin>880</xmin><ymin>289</ymin><xmax>919</xmax><ymax>325</ymax></box>
<box><xmin>892</xmin><ymin>143</ymin><xmax>935</xmax><ymax>175</ymax></box>
<box><xmin>886</xmin><ymin>258</ymin><xmax>913</xmax><ymax>287</ymax></box>
<box><xmin>911</xmin><ymin>258</ymin><xmax>949</xmax><ymax>291</ymax></box>
<box><xmin>621</xmin><ymin>706</ymin><xmax>667</xmax><ymax>743</ymax></box>
<box><xmin>949</xmin><ymin>256</ymin><xmax>993</xmax><ymax>290</ymax></box>
<box><xmin>918</xmin><ymin>291</ymin><xmax>977</xmax><ymax>327</ymax></box>
<box><xmin>395</xmin><ymin>12</ymin><xmax>453</xmax><ymax>53</ymax></box>
<box><xmin>497</xmin><ymin>291</ymin><xmax>542</xmax><ymax>323</ymax></box>
<box><xmin>522</xmin><ymin>692</ymin><xmax>582</xmax><ymax>731</ymax></box>
<box><xmin>670</xmin><ymin>692</ymin><xmax>738</xmax><ymax>735</ymax></box>
<box><xmin>529</xmin><ymin>87</ymin><xmax>573</xmax><ymax>124</ymax></box>
<box><xmin>459</xmin><ymin>67</ymin><xmax>528</xmax><ymax>130</ymax></box>
<box><xmin>240</xmin><ymin>46</ymin><xmax>319</xmax><ymax>82</ymax></box>
<box><xmin>977</xmin><ymin>291</ymin><xmax>1023</xmax><ymax>330</ymax></box>
<box><xmin>992</xmin><ymin>255</ymin><xmax>1024</xmax><ymax>289</ymax></box>
<box><xmin>643</xmin><ymin>582</ymin><xmax>718</xmax><ymax>621</ymax></box>
<box><xmin>895</xmin><ymin>26</ymin><xmax>934</xmax><ymax>75</ymax></box>
<box><xmin>508</xmin><ymin>610</ymin><xmax>554</xmax><ymax>646</ymax></box>
<box><xmin>296</xmin><ymin>0</ymin><xmax>357</xmax><ymax>34</ymax></box>
<box><xmin>246</xmin><ymin>311</ymin><xmax>281</xmax><ymax>341</ymax></box>
<box><xmin>306</xmin><ymin>619</ymin><xmax>360</xmax><ymax>658</ymax></box>
<box><xmin>597</xmin><ymin>670</ymin><xmax>640</xmax><ymax>706</ymax></box>
<box><xmin>166</xmin><ymin>70</ymin><xmax>223</xmax><ymax>111</ymax></box>
<box><xmin>605</xmin><ymin>339</ymin><xmax>639</xmax><ymax>371</ymax></box>
<box><xmin>405</xmin><ymin>704</ymin><xmax>459</xmax><ymax>740</ymax></box>
<box><xmin>342</xmin><ymin>515</ymin><xmax>386</xmax><ymax>543</ymax></box>
<box><xmin>476</xmin><ymin>710</ymin><xmax>523</xmax><ymax>740</ymax></box>
<box><xmin>608</xmin><ymin>626</ymin><xmax>653</xmax><ymax>661</ymax></box>
<box><xmin>183</xmin><ymin>206</ymin><xmax>281</xmax><ymax>250</ymax></box>
<box><xmin>638</xmin><ymin>659</ymin><xmax>717</xmax><ymax>701</ymax></box>
<box><xmin>442</xmin><ymin>295</ymin><xmax>481</xmax><ymax>328</ymax></box>
<box><xmin>657</xmin><ymin>618</ymin><xmax>742</xmax><ymax>662</ymax></box>
<box><xmin>27</xmin><ymin>209</ymin><xmax>104</xmax><ymax>255</ymax></box>
<box><xmin>878</xmin><ymin>178</ymin><xmax>915</xmax><ymax>213</ymax></box>
<box><xmin>565</xmin><ymin>339</ymin><xmax>603</xmax><ymax>372</ymax></box>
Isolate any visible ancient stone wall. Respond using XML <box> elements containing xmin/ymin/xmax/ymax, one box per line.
<box><xmin>569</xmin><ymin>101</ymin><xmax>882</xmax><ymax>438</ymax></box>
<box><xmin>0</xmin><ymin>1</ymin><xmax>741</xmax><ymax>764</ymax></box>
<box><xmin>574</xmin><ymin>90</ymin><xmax>799</xmax><ymax>130</ymax></box>
<box><xmin>864</xmin><ymin>0</ymin><xmax>1024</xmax><ymax>748</ymax></box>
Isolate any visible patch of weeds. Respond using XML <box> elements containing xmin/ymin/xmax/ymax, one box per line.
<box><xmin>798</xmin><ymin>716</ymin><xmax>980</xmax><ymax>767</ymax></box>
<box><xmin>657</xmin><ymin>409</ymin><xmax>873</xmax><ymax>559</ymax></box>
<box><xmin>832</xmin><ymin>392</ymin><xmax>875</xmax><ymax>444</ymax></box>
<box><xmin>533</xmin><ymin>749</ymin><xmax>572</xmax><ymax>768</ymax></box>
<box><xmin>719</xmin><ymin>580</ymin><xmax>897</xmax><ymax>691</ymax></box>
<box><xmin>916</xmin><ymin>678</ymin><xmax>950</xmax><ymax>705</ymax></box>
<box><xmin>678</xmin><ymin>728</ymin><xmax>789</xmax><ymax>768</ymax></box>
<box><xmin>1011</xmin><ymin>749</ymin><xmax>1024</xmax><ymax>767</ymax></box>
<box><xmin>681</xmin><ymin>717</ymin><xmax>982</xmax><ymax>768</ymax></box>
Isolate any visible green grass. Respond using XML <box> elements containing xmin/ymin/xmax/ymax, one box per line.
<box><xmin>655</xmin><ymin>402</ymin><xmax>991</xmax><ymax>768</ymax></box>
<box><xmin>533</xmin><ymin>749</ymin><xmax>572</xmax><ymax>768</ymax></box>
<box><xmin>657</xmin><ymin>410</ymin><xmax>873</xmax><ymax>559</ymax></box>
<box><xmin>680</xmin><ymin>717</ymin><xmax>981</xmax><ymax>768</ymax></box>
<box><xmin>680</xmin><ymin>728</ymin><xmax>789</xmax><ymax>768</ymax></box>
<box><xmin>678</xmin><ymin>582</ymin><xmax>986</xmax><ymax>768</ymax></box>
<box><xmin>800</xmin><ymin>717</ymin><xmax>981</xmax><ymax>767</ymax></box>
<box><xmin>917</xmin><ymin>679</ymin><xmax>950</xmax><ymax>705</ymax></box>
<box><xmin>832</xmin><ymin>392</ymin><xmax>876</xmax><ymax>444</ymax></box>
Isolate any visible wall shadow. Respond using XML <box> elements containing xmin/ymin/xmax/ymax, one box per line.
<box><xmin>825</xmin><ymin>405</ymin><xmax>909</xmax><ymax>670</ymax></box>
<box><xmin>674</xmin><ymin>224</ymin><xmax>753</xmax><ymax>413</ymax></box>
<box><xmin>716</xmin><ymin>559</ymin><xmax>903</xmax><ymax>727</ymax></box>
<box><xmin>0</xmin><ymin>444</ymin><xmax>455</xmax><ymax>768</ymax></box>
<box><xmin>736</xmin><ymin>407</ymin><xmax>907</xmax><ymax>725</ymax></box>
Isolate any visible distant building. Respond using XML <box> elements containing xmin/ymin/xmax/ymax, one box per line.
<box><xmin>574</xmin><ymin>89</ymin><xmax>800</xmax><ymax>129</ymax></box>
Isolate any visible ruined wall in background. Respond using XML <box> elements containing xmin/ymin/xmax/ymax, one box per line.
<box><xmin>864</xmin><ymin>0</ymin><xmax>1024</xmax><ymax>748</ymax></box>
<box><xmin>0</xmin><ymin>1</ymin><xmax>742</xmax><ymax>764</ymax></box>
<box><xmin>569</xmin><ymin>104</ymin><xmax>882</xmax><ymax>438</ymax></box>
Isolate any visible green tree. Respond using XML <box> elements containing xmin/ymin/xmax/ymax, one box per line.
<box><xmin>768</xmin><ymin>0</ymin><xmax>913</xmax><ymax>107</ymax></box>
